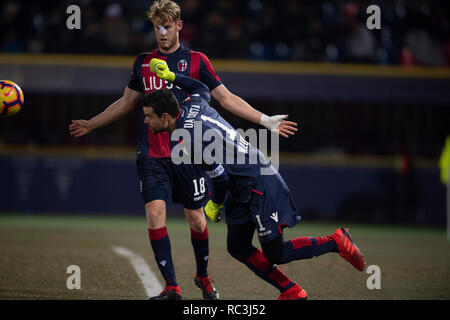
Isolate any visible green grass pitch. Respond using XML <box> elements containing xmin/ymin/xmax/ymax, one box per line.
<box><xmin>0</xmin><ymin>214</ymin><xmax>449</xmax><ymax>300</ymax></box>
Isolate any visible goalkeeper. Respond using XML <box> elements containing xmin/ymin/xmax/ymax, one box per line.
<box><xmin>145</xmin><ymin>59</ymin><xmax>366</xmax><ymax>300</ymax></box>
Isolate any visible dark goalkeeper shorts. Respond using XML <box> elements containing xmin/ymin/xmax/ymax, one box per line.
<box><xmin>224</xmin><ymin>169</ymin><xmax>301</xmax><ymax>243</ymax></box>
<box><xmin>137</xmin><ymin>158</ymin><xmax>208</xmax><ymax>210</ymax></box>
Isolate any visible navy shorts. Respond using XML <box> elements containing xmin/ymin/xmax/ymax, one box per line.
<box><xmin>137</xmin><ymin>158</ymin><xmax>208</xmax><ymax>210</ymax></box>
<box><xmin>224</xmin><ymin>170</ymin><xmax>301</xmax><ymax>243</ymax></box>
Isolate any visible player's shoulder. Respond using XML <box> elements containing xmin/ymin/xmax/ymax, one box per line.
<box><xmin>185</xmin><ymin>97</ymin><xmax>219</xmax><ymax>121</ymax></box>
<box><xmin>132</xmin><ymin>51</ymin><xmax>152</xmax><ymax>65</ymax></box>
<box><xmin>182</xmin><ymin>94</ymin><xmax>204</xmax><ymax>109</ymax></box>
<box><xmin>132</xmin><ymin>50</ymin><xmax>160</xmax><ymax>70</ymax></box>
<box><xmin>188</xmin><ymin>49</ymin><xmax>211</xmax><ymax>61</ymax></box>
<box><xmin>136</xmin><ymin>49</ymin><xmax>159</xmax><ymax>59</ymax></box>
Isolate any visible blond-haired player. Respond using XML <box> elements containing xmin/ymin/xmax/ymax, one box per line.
<box><xmin>69</xmin><ymin>0</ymin><xmax>297</xmax><ymax>300</ymax></box>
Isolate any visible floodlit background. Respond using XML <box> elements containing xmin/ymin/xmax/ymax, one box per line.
<box><xmin>0</xmin><ymin>0</ymin><xmax>449</xmax><ymax>300</ymax></box>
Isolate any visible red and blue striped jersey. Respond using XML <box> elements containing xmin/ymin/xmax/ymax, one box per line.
<box><xmin>128</xmin><ymin>45</ymin><xmax>222</xmax><ymax>159</ymax></box>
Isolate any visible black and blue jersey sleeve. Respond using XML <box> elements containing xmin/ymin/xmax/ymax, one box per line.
<box><xmin>127</xmin><ymin>55</ymin><xmax>144</xmax><ymax>92</ymax></box>
<box><xmin>203</xmin><ymin>164</ymin><xmax>229</xmax><ymax>204</ymax></box>
<box><xmin>173</xmin><ymin>73</ymin><xmax>210</xmax><ymax>103</ymax></box>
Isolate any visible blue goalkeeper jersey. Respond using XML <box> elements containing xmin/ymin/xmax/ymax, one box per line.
<box><xmin>172</xmin><ymin>74</ymin><xmax>271</xmax><ymax>204</ymax></box>
<box><xmin>171</xmin><ymin>74</ymin><xmax>301</xmax><ymax>229</ymax></box>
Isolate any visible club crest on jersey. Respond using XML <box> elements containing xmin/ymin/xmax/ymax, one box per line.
<box><xmin>178</xmin><ymin>59</ymin><xmax>188</xmax><ymax>72</ymax></box>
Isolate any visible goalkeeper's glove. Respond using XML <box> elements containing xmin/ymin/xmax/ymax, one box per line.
<box><xmin>150</xmin><ymin>58</ymin><xmax>175</xmax><ymax>82</ymax></box>
<box><xmin>204</xmin><ymin>200</ymin><xmax>224</xmax><ymax>223</ymax></box>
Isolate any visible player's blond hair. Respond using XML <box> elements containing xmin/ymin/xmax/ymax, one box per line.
<box><xmin>147</xmin><ymin>0</ymin><xmax>181</xmax><ymax>24</ymax></box>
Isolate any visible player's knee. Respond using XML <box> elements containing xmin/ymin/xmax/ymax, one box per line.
<box><xmin>227</xmin><ymin>222</ymin><xmax>256</xmax><ymax>262</ymax></box>
<box><xmin>227</xmin><ymin>246</ymin><xmax>246</xmax><ymax>262</ymax></box>
<box><xmin>185</xmin><ymin>208</ymin><xmax>206</xmax><ymax>232</ymax></box>
<box><xmin>261</xmin><ymin>248</ymin><xmax>283</xmax><ymax>264</ymax></box>
<box><xmin>146</xmin><ymin>208</ymin><xmax>164</xmax><ymax>220</ymax></box>
<box><xmin>227</xmin><ymin>241</ymin><xmax>251</xmax><ymax>262</ymax></box>
<box><xmin>261</xmin><ymin>237</ymin><xmax>285</xmax><ymax>265</ymax></box>
<box><xmin>145</xmin><ymin>201</ymin><xmax>166</xmax><ymax>228</ymax></box>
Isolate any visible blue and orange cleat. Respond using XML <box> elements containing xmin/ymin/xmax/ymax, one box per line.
<box><xmin>277</xmin><ymin>283</ymin><xmax>307</xmax><ymax>300</ymax></box>
<box><xmin>149</xmin><ymin>285</ymin><xmax>182</xmax><ymax>300</ymax></box>
<box><xmin>331</xmin><ymin>228</ymin><xmax>365</xmax><ymax>271</ymax></box>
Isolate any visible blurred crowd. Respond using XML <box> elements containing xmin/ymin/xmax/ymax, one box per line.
<box><xmin>1</xmin><ymin>0</ymin><xmax>449</xmax><ymax>66</ymax></box>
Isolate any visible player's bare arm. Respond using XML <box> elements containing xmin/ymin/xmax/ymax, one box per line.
<box><xmin>69</xmin><ymin>87</ymin><xmax>141</xmax><ymax>138</ymax></box>
<box><xmin>151</xmin><ymin>58</ymin><xmax>298</xmax><ymax>138</ymax></box>
<box><xmin>210</xmin><ymin>84</ymin><xmax>298</xmax><ymax>138</ymax></box>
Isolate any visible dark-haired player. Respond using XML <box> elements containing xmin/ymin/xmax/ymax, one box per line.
<box><xmin>69</xmin><ymin>0</ymin><xmax>297</xmax><ymax>300</ymax></box>
<box><xmin>141</xmin><ymin>59</ymin><xmax>365</xmax><ymax>300</ymax></box>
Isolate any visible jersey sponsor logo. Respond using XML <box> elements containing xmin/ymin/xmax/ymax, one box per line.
<box><xmin>142</xmin><ymin>76</ymin><xmax>184</xmax><ymax>93</ymax></box>
<box><xmin>178</xmin><ymin>59</ymin><xmax>188</xmax><ymax>72</ymax></box>
<box><xmin>143</xmin><ymin>76</ymin><xmax>164</xmax><ymax>91</ymax></box>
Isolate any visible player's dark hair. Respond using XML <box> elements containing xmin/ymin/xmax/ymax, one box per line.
<box><xmin>142</xmin><ymin>89</ymin><xmax>180</xmax><ymax>118</ymax></box>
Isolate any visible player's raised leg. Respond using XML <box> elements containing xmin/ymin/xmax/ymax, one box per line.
<box><xmin>260</xmin><ymin>229</ymin><xmax>365</xmax><ymax>272</ymax></box>
<box><xmin>330</xmin><ymin>227</ymin><xmax>365</xmax><ymax>271</ymax></box>
<box><xmin>254</xmin><ymin>173</ymin><xmax>365</xmax><ymax>272</ymax></box>
<box><xmin>261</xmin><ymin>232</ymin><xmax>337</xmax><ymax>262</ymax></box>
<box><xmin>227</xmin><ymin>222</ymin><xmax>307</xmax><ymax>300</ymax></box>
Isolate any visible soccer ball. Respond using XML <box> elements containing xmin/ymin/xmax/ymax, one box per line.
<box><xmin>0</xmin><ymin>80</ymin><xmax>24</xmax><ymax>117</ymax></box>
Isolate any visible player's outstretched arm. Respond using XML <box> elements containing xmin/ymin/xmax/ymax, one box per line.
<box><xmin>173</xmin><ymin>74</ymin><xmax>210</xmax><ymax>102</ymax></box>
<box><xmin>211</xmin><ymin>85</ymin><xmax>298</xmax><ymax>138</ymax></box>
<box><xmin>69</xmin><ymin>87</ymin><xmax>140</xmax><ymax>138</ymax></box>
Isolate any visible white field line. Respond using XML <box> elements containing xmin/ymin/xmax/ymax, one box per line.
<box><xmin>111</xmin><ymin>245</ymin><xmax>163</xmax><ymax>298</ymax></box>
